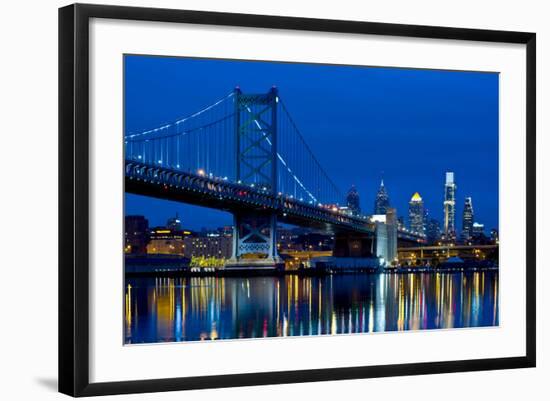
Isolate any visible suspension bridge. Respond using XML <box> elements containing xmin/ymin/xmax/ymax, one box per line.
<box><xmin>125</xmin><ymin>87</ymin><xmax>423</xmax><ymax>269</ymax></box>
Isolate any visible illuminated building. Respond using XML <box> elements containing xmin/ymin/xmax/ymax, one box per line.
<box><xmin>372</xmin><ymin>210</ymin><xmax>397</xmax><ymax>266</ymax></box>
<box><xmin>373</xmin><ymin>214</ymin><xmax>388</xmax><ymax>265</ymax></box>
<box><xmin>166</xmin><ymin>212</ymin><xmax>182</xmax><ymax>231</ymax></box>
<box><xmin>374</xmin><ymin>179</ymin><xmax>390</xmax><ymax>215</ymax></box>
<box><xmin>385</xmin><ymin>207</ymin><xmax>398</xmax><ymax>265</ymax></box>
<box><xmin>346</xmin><ymin>185</ymin><xmax>361</xmax><ymax>215</ymax></box>
<box><xmin>443</xmin><ymin>172</ymin><xmax>457</xmax><ymax>241</ymax></box>
<box><xmin>146</xmin><ymin>226</ymin><xmax>233</xmax><ymax>259</ymax></box>
<box><xmin>147</xmin><ymin>227</ymin><xmax>189</xmax><ymax>255</ymax></box>
<box><xmin>294</xmin><ymin>232</ymin><xmax>334</xmax><ymax>251</ymax></box>
<box><xmin>461</xmin><ymin>197</ymin><xmax>474</xmax><ymax>241</ymax></box>
<box><xmin>125</xmin><ymin>215</ymin><xmax>149</xmax><ymax>255</ymax></box>
<box><xmin>472</xmin><ymin>222</ymin><xmax>485</xmax><ymax>236</ymax></box>
<box><xmin>408</xmin><ymin>192</ymin><xmax>425</xmax><ymax>235</ymax></box>
<box><xmin>183</xmin><ymin>235</ymin><xmax>232</xmax><ymax>259</ymax></box>
<box><xmin>426</xmin><ymin>218</ymin><xmax>441</xmax><ymax>244</ymax></box>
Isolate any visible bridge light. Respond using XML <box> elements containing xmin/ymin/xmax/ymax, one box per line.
<box><xmin>158</xmin><ymin>160</ymin><xmax>162</xmax><ymax>164</ymax></box>
<box><xmin>197</xmin><ymin>169</ymin><xmax>205</xmax><ymax>176</ymax></box>
<box><xmin>138</xmin><ymin>155</ymin><xmax>142</xmax><ymax>159</ymax></box>
<box><xmin>176</xmin><ymin>164</ymin><xmax>180</xmax><ymax>168</ymax></box>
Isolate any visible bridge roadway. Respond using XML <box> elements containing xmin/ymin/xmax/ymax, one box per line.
<box><xmin>125</xmin><ymin>160</ymin><xmax>426</xmax><ymax>244</ymax></box>
<box><xmin>125</xmin><ymin>160</ymin><xmax>375</xmax><ymax>234</ymax></box>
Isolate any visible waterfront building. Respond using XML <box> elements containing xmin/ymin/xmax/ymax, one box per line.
<box><xmin>183</xmin><ymin>235</ymin><xmax>232</xmax><ymax>259</ymax></box>
<box><xmin>294</xmin><ymin>232</ymin><xmax>334</xmax><ymax>252</ymax></box>
<box><xmin>386</xmin><ymin>207</ymin><xmax>398</xmax><ymax>265</ymax></box>
<box><xmin>372</xmin><ymin>210</ymin><xmax>397</xmax><ymax>266</ymax></box>
<box><xmin>426</xmin><ymin>218</ymin><xmax>441</xmax><ymax>244</ymax></box>
<box><xmin>461</xmin><ymin>197</ymin><xmax>474</xmax><ymax>241</ymax></box>
<box><xmin>147</xmin><ymin>227</ymin><xmax>189</xmax><ymax>255</ymax></box>
<box><xmin>346</xmin><ymin>185</ymin><xmax>361</xmax><ymax>216</ymax></box>
<box><xmin>374</xmin><ymin>214</ymin><xmax>388</xmax><ymax>265</ymax></box>
<box><xmin>374</xmin><ymin>179</ymin><xmax>390</xmax><ymax>215</ymax></box>
<box><xmin>125</xmin><ymin>215</ymin><xmax>149</xmax><ymax>255</ymax></box>
<box><xmin>408</xmin><ymin>192</ymin><xmax>425</xmax><ymax>235</ymax></box>
<box><xmin>276</xmin><ymin>226</ymin><xmax>298</xmax><ymax>251</ymax></box>
<box><xmin>146</xmin><ymin>224</ymin><xmax>233</xmax><ymax>259</ymax></box>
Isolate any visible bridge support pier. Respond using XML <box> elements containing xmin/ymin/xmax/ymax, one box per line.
<box><xmin>225</xmin><ymin>211</ymin><xmax>283</xmax><ymax>271</ymax></box>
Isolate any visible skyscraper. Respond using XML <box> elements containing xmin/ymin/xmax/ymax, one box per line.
<box><xmin>443</xmin><ymin>172</ymin><xmax>457</xmax><ymax>241</ymax></box>
<box><xmin>461</xmin><ymin>197</ymin><xmax>474</xmax><ymax>241</ymax></box>
<box><xmin>346</xmin><ymin>185</ymin><xmax>361</xmax><ymax>216</ymax></box>
<box><xmin>408</xmin><ymin>192</ymin><xmax>425</xmax><ymax>234</ymax></box>
<box><xmin>426</xmin><ymin>218</ymin><xmax>441</xmax><ymax>244</ymax></box>
<box><xmin>374</xmin><ymin>179</ymin><xmax>390</xmax><ymax>215</ymax></box>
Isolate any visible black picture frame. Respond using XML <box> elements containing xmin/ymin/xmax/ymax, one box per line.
<box><xmin>59</xmin><ymin>3</ymin><xmax>536</xmax><ymax>397</ymax></box>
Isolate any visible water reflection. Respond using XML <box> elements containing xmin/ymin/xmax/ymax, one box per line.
<box><xmin>125</xmin><ymin>272</ymin><xmax>499</xmax><ymax>344</ymax></box>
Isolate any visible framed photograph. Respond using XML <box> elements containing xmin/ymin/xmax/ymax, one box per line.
<box><xmin>59</xmin><ymin>3</ymin><xmax>536</xmax><ymax>397</ymax></box>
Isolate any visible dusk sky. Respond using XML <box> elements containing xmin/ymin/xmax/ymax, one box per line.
<box><xmin>124</xmin><ymin>55</ymin><xmax>499</xmax><ymax>232</ymax></box>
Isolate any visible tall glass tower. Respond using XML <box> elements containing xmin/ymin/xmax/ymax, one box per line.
<box><xmin>409</xmin><ymin>192</ymin><xmax>425</xmax><ymax>234</ymax></box>
<box><xmin>443</xmin><ymin>172</ymin><xmax>457</xmax><ymax>241</ymax></box>
<box><xmin>461</xmin><ymin>197</ymin><xmax>474</xmax><ymax>241</ymax></box>
<box><xmin>346</xmin><ymin>185</ymin><xmax>361</xmax><ymax>216</ymax></box>
<box><xmin>426</xmin><ymin>218</ymin><xmax>441</xmax><ymax>244</ymax></box>
<box><xmin>374</xmin><ymin>179</ymin><xmax>390</xmax><ymax>215</ymax></box>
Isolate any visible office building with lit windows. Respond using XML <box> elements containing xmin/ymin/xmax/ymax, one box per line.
<box><xmin>443</xmin><ymin>172</ymin><xmax>457</xmax><ymax>241</ymax></box>
<box><xmin>374</xmin><ymin>179</ymin><xmax>390</xmax><ymax>215</ymax></box>
<box><xmin>183</xmin><ymin>235</ymin><xmax>232</xmax><ymax>259</ymax></box>
<box><xmin>346</xmin><ymin>185</ymin><xmax>361</xmax><ymax>215</ymax></box>
<box><xmin>461</xmin><ymin>197</ymin><xmax>474</xmax><ymax>241</ymax></box>
<box><xmin>426</xmin><ymin>218</ymin><xmax>441</xmax><ymax>244</ymax></box>
<box><xmin>408</xmin><ymin>192</ymin><xmax>425</xmax><ymax>235</ymax></box>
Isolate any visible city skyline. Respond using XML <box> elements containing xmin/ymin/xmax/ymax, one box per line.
<box><xmin>125</xmin><ymin>55</ymin><xmax>498</xmax><ymax>233</ymax></box>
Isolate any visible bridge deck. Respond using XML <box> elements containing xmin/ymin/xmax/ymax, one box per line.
<box><xmin>125</xmin><ymin>161</ymin><xmax>374</xmax><ymax>234</ymax></box>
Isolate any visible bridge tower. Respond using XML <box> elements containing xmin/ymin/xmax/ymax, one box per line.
<box><xmin>226</xmin><ymin>87</ymin><xmax>283</xmax><ymax>270</ymax></box>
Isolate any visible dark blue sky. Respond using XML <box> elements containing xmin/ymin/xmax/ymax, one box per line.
<box><xmin>125</xmin><ymin>55</ymin><xmax>499</xmax><ymax>232</ymax></box>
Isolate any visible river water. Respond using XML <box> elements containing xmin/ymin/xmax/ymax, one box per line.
<box><xmin>124</xmin><ymin>271</ymin><xmax>499</xmax><ymax>344</ymax></box>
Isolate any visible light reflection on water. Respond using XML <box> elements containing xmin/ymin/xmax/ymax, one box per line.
<box><xmin>124</xmin><ymin>272</ymin><xmax>499</xmax><ymax>344</ymax></box>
